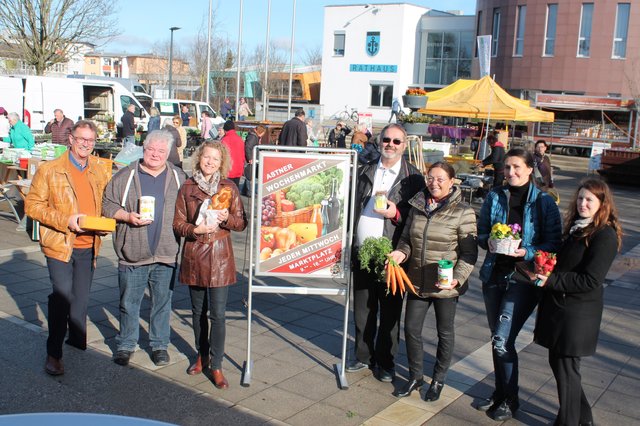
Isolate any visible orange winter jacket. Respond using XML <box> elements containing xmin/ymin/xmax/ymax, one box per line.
<box><xmin>25</xmin><ymin>152</ymin><xmax>111</xmax><ymax>262</ymax></box>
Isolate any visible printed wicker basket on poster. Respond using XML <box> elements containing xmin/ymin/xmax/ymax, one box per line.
<box><xmin>272</xmin><ymin>191</ymin><xmax>313</xmax><ymax>227</ymax></box>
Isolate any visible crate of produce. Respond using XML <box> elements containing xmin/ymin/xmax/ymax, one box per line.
<box><xmin>272</xmin><ymin>191</ymin><xmax>313</xmax><ymax>228</ymax></box>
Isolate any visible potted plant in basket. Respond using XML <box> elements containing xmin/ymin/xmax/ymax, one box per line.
<box><xmin>403</xmin><ymin>88</ymin><xmax>428</xmax><ymax>110</ymax></box>
<box><xmin>399</xmin><ymin>113</ymin><xmax>433</xmax><ymax>136</ymax></box>
<box><xmin>489</xmin><ymin>223</ymin><xmax>522</xmax><ymax>255</ymax></box>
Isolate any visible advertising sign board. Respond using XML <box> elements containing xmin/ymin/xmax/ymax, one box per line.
<box><xmin>255</xmin><ymin>151</ymin><xmax>351</xmax><ymax>278</ymax></box>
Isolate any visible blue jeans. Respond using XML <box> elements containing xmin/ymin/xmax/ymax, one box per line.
<box><xmin>116</xmin><ymin>263</ymin><xmax>175</xmax><ymax>351</ymax></box>
<box><xmin>189</xmin><ymin>286</ymin><xmax>229</xmax><ymax>369</ymax></box>
<box><xmin>482</xmin><ymin>273</ymin><xmax>541</xmax><ymax>399</ymax></box>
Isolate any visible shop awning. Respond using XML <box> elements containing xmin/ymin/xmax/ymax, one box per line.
<box><xmin>419</xmin><ymin>76</ymin><xmax>554</xmax><ymax>122</ymax></box>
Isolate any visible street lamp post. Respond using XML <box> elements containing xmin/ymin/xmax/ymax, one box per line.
<box><xmin>168</xmin><ymin>26</ymin><xmax>181</xmax><ymax>98</ymax></box>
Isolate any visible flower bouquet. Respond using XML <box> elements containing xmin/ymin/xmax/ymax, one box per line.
<box><xmin>534</xmin><ymin>250</ymin><xmax>557</xmax><ymax>276</ymax></box>
<box><xmin>490</xmin><ymin>223</ymin><xmax>522</xmax><ymax>255</ymax></box>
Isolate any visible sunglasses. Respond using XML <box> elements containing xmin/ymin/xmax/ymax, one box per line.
<box><xmin>382</xmin><ymin>137</ymin><xmax>403</xmax><ymax>145</ymax></box>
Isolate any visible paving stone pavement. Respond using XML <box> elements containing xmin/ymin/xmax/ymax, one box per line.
<box><xmin>0</xmin><ymin>160</ymin><xmax>638</xmax><ymax>425</ymax></box>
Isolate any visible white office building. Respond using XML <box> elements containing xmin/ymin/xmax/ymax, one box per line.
<box><xmin>320</xmin><ymin>3</ymin><xmax>474</xmax><ymax>123</ymax></box>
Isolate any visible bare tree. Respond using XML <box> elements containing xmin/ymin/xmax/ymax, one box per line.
<box><xmin>302</xmin><ymin>45</ymin><xmax>322</xmax><ymax>66</ymax></box>
<box><xmin>0</xmin><ymin>0</ymin><xmax>119</xmax><ymax>75</ymax></box>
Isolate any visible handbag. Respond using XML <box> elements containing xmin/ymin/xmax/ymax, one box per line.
<box><xmin>513</xmin><ymin>261</ymin><xmax>537</xmax><ymax>284</ymax></box>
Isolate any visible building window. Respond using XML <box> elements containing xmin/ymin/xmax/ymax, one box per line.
<box><xmin>423</xmin><ymin>31</ymin><xmax>473</xmax><ymax>86</ymax></box>
<box><xmin>370</xmin><ymin>83</ymin><xmax>393</xmax><ymax>107</ymax></box>
<box><xmin>103</xmin><ymin>58</ymin><xmax>112</xmax><ymax>66</ymax></box>
<box><xmin>90</xmin><ymin>58</ymin><xmax>96</xmax><ymax>64</ymax></box>
<box><xmin>577</xmin><ymin>3</ymin><xmax>593</xmax><ymax>57</ymax></box>
<box><xmin>544</xmin><ymin>4</ymin><xmax>558</xmax><ymax>56</ymax></box>
<box><xmin>612</xmin><ymin>3</ymin><xmax>630</xmax><ymax>58</ymax></box>
<box><xmin>514</xmin><ymin>5</ymin><xmax>526</xmax><ymax>56</ymax></box>
<box><xmin>333</xmin><ymin>32</ymin><xmax>345</xmax><ymax>56</ymax></box>
<box><xmin>474</xmin><ymin>10</ymin><xmax>483</xmax><ymax>57</ymax></box>
<box><xmin>491</xmin><ymin>8</ymin><xmax>501</xmax><ymax>57</ymax></box>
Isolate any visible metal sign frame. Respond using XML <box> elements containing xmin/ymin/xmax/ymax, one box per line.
<box><xmin>242</xmin><ymin>145</ymin><xmax>358</xmax><ymax>390</ymax></box>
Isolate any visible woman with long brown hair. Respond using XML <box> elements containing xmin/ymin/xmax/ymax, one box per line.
<box><xmin>173</xmin><ymin>141</ymin><xmax>247</xmax><ymax>389</ymax></box>
<box><xmin>534</xmin><ymin>177</ymin><xmax>623</xmax><ymax>426</ymax></box>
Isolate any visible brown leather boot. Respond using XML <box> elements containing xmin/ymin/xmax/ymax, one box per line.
<box><xmin>187</xmin><ymin>355</ymin><xmax>209</xmax><ymax>375</ymax></box>
<box><xmin>211</xmin><ymin>369</ymin><xmax>229</xmax><ymax>389</ymax></box>
<box><xmin>45</xmin><ymin>355</ymin><xmax>64</xmax><ymax>376</ymax></box>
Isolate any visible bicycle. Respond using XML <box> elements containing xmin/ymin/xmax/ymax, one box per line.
<box><xmin>331</xmin><ymin>105</ymin><xmax>359</xmax><ymax>124</ymax></box>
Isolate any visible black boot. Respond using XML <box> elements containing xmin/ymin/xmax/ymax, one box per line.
<box><xmin>394</xmin><ymin>378</ymin><xmax>424</xmax><ymax>398</ymax></box>
<box><xmin>424</xmin><ymin>380</ymin><xmax>444</xmax><ymax>402</ymax></box>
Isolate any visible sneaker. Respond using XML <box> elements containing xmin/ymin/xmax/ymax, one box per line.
<box><xmin>489</xmin><ymin>397</ymin><xmax>519</xmax><ymax>422</ymax></box>
<box><xmin>345</xmin><ymin>361</ymin><xmax>370</xmax><ymax>373</ymax></box>
<box><xmin>376</xmin><ymin>368</ymin><xmax>395</xmax><ymax>383</ymax></box>
<box><xmin>151</xmin><ymin>349</ymin><xmax>170</xmax><ymax>366</ymax></box>
<box><xmin>113</xmin><ymin>350</ymin><xmax>132</xmax><ymax>366</ymax></box>
<box><xmin>475</xmin><ymin>391</ymin><xmax>499</xmax><ymax>411</ymax></box>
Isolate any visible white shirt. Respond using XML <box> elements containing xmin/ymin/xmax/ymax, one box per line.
<box><xmin>356</xmin><ymin>158</ymin><xmax>402</xmax><ymax>246</ymax></box>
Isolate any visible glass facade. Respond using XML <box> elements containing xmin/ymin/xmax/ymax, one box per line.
<box><xmin>423</xmin><ymin>31</ymin><xmax>473</xmax><ymax>86</ymax></box>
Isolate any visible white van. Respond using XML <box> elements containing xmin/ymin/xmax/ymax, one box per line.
<box><xmin>0</xmin><ymin>75</ymin><xmax>148</xmax><ymax>132</ymax></box>
<box><xmin>154</xmin><ymin>99</ymin><xmax>224</xmax><ymax>129</ymax></box>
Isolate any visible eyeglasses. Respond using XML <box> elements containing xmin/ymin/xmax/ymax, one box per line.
<box><xmin>426</xmin><ymin>177</ymin><xmax>449</xmax><ymax>184</ymax></box>
<box><xmin>382</xmin><ymin>137</ymin><xmax>403</xmax><ymax>145</ymax></box>
<box><xmin>72</xmin><ymin>136</ymin><xmax>96</xmax><ymax>145</ymax></box>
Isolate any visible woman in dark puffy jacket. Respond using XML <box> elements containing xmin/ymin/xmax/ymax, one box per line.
<box><xmin>534</xmin><ymin>177</ymin><xmax>622</xmax><ymax>426</ymax></box>
<box><xmin>389</xmin><ymin>162</ymin><xmax>478</xmax><ymax>402</ymax></box>
<box><xmin>173</xmin><ymin>141</ymin><xmax>247</xmax><ymax>389</ymax></box>
<box><xmin>476</xmin><ymin>148</ymin><xmax>562</xmax><ymax>421</ymax></box>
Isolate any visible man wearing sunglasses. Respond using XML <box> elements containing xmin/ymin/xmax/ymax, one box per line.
<box><xmin>348</xmin><ymin>123</ymin><xmax>425</xmax><ymax>382</ymax></box>
<box><xmin>25</xmin><ymin>120</ymin><xmax>112</xmax><ymax>376</ymax></box>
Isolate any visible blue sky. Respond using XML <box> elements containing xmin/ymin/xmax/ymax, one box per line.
<box><xmin>105</xmin><ymin>0</ymin><xmax>476</xmax><ymax>60</ymax></box>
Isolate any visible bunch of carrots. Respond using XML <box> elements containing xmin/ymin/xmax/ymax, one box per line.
<box><xmin>386</xmin><ymin>260</ymin><xmax>418</xmax><ymax>296</ymax></box>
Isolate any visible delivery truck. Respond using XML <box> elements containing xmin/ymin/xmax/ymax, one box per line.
<box><xmin>0</xmin><ymin>75</ymin><xmax>148</xmax><ymax>132</ymax></box>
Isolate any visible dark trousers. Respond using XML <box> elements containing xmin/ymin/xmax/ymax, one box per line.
<box><xmin>549</xmin><ymin>352</ymin><xmax>593</xmax><ymax>426</ymax></box>
<box><xmin>404</xmin><ymin>295</ymin><xmax>458</xmax><ymax>382</ymax></box>
<box><xmin>352</xmin><ymin>265</ymin><xmax>404</xmax><ymax>370</ymax></box>
<box><xmin>189</xmin><ymin>286</ymin><xmax>229</xmax><ymax>370</ymax></box>
<box><xmin>46</xmin><ymin>248</ymin><xmax>95</xmax><ymax>359</ymax></box>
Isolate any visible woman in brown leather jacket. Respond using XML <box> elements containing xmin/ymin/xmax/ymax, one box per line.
<box><xmin>173</xmin><ymin>141</ymin><xmax>247</xmax><ymax>389</ymax></box>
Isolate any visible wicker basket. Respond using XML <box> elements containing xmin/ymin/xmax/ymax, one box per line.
<box><xmin>272</xmin><ymin>191</ymin><xmax>313</xmax><ymax>228</ymax></box>
<box><xmin>493</xmin><ymin>238</ymin><xmax>521</xmax><ymax>255</ymax></box>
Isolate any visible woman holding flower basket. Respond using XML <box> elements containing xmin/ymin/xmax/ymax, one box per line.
<box><xmin>388</xmin><ymin>162</ymin><xmax>478</xmax><ymax>402</ymax></box>
<box><xmin>534</xmin><ymin>177</ymin><xmax>622</xmax><ymax>426</ymax></box>
<box><xmin>476</xmin><ymin>148</ymin><xmax>562</xmax><ymax>421</ymax></box>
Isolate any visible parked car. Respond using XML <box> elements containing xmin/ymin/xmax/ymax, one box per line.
<box><xmin>153</xmin><ymin>99</ymin><xmax>224</xmax><ymax>129</ymax></box>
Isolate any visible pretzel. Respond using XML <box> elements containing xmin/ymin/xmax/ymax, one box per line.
<box><xmin>209</xmin><ymin>187</ymin><xmax>232</xmax><ymax>210</ymax></box>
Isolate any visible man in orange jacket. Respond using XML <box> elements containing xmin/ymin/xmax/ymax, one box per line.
<box><xmin>25</xmin><ymin>120</ymin><xmax>111</xmax><ymax>376</ymax></box>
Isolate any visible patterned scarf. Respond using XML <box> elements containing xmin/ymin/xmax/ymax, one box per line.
<box><xmin>569</xmin><ymin>217</ymin><xmax>593</xmax><ymax>235</ymax></box>
<box><xmin>193</xmin><ymin>169</ymin><xmax>220</xmax><ymax>196</ymax></box>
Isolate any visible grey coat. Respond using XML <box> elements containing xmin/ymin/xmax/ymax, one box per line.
<box><xmin>395</xmin><ymin>187</ymin><xmax>478</xmax><ymax>298</ymax></box>
<box><xmin>102</xmin><ymin>160</ymin><xmax>186</xmax><ymax>266</ymax></box>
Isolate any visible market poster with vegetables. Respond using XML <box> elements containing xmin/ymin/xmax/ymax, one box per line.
<box><xmin>256</xmin><ymin>152</ymin><xmax>350</xmax><ymax>278</ymax></box>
